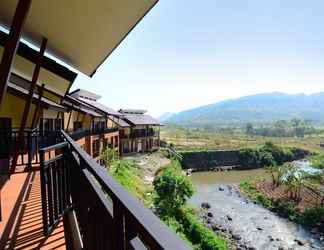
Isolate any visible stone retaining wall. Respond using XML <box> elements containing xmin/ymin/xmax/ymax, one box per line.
<box><xmin>180</xmin><ymin>150</ymin><xmax>240</xmax><ymax>170</ymax></box>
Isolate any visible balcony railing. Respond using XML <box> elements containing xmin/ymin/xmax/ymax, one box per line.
<box><xmin>121</xmin><ymin>130</ymin><xmax>159</xmax><ymax>139</ymax></box>
<box><xmin>0</xmin><ymin>128</ymin><xmax>61</xmax><ymax>174</ymax></box>
<box><xmin>66</xmin><ymin>128</ymin><xmax>118</xmax><ymax>140</ymax></box>
<box><xmin>92</xmin><ymin>127</ymin><xmax>118</xmax><ymax>135</ymax></box>
<box><xmin>39</xmin><ymin>130</ymin><xmax>189</xmax><ymax>249</ymax></box>
<box><xmin>69</xmin><ymin>127</ymin><xmax>118</xmax><ymax>140</ymax></box>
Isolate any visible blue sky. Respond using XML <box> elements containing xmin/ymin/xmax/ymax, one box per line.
<box><xmin>72</xmin><ymin>0</ymin><xmax>324</xmax><ymax>117</ymax></box>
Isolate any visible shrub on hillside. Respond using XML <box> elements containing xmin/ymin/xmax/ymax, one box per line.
<box><xmin>238</xmin><ymin>148</ymin><xmax>261</xmax><ymax>168</ymax></box>
<box><xmin>153</xmin><ymin>162</ymin><xmax>194</xmax><ymax>216</ymax></box>
<box><xmin>298</xmin><ymin>206</ymin><xmax>324</xmax><ymax>228</ymax></box>
<box><xmin>178</xmin><ymin>210</ymin><xmax>227</xmax><ymax>250</ymax></box>
<box><xmin>238</xmin><ymin>142</ymin><xmax>309</xmax><ymax>168</ymax></box>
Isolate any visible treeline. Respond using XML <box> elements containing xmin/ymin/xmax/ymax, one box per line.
<box><xmin>238</xmin><ymin>142</ymin><xmax>309</xmax><ymax>169</ymax></box>
<box><xmin>245</xmin><ymin>119</ymin><xmax>317</xmax><ymax>138</ymax></box>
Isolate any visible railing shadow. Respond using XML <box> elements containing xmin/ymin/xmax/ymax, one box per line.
<box><xmin>0</xmin><ymin>170</ymin><xmax>66</xmax><ymax>249</ymax></box>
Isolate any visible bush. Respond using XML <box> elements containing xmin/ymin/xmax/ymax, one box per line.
<box><xmin>238</xmin><ymin>148</ymin><xmax>261</xmax><ymax>168</ymax></box>
<box><xmin>153</xmin><ymin>161</ymin><xmax>194</xmax><ymax>216</ymax></box>
<box><xmin>154</xmin><ymin>161</ymin><xmax>228</xmax><ymax>249</ymax></box>
<box><xmin>238</xmin><ymin>142</ymin><xmax>309</xmax><ymax>168</ymax></box>
<box><xmin>262</xmin><ymin>142</ymin><xmax>287</xmax><ymax>165</ymax></box>
<box><xmin>299</xmin><ymin>206</ymin><xmax>324</xmax><ymax>227</ymax></box>
<box><xmin>309</xmin><ymin>153</ymin><xmax>324</xmax><ymax>170</ymax></box>
<box><xmin>178</xmin><ymin>210</ymin><xmax>227</xmax><ymax>250</ymax></box>
<box><xmin>259</xmin><ymin>151</ymin><xmax>276</xmax><ymax>167</ymax></box>
<box><xmin>100</xmin><ymin>148</ymin><xmax>119</xmax><ymax>168</ymax></box>
<box><xmin>110</xmin><ymin>160</ymin><xmax>152</xmax><ymax>204</ymax></box>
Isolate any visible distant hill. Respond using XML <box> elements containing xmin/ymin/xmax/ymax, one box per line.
<box><xmin>158</xmin><ymin>112</ymin><xmax>175</xmax><ymax>122</ymax></box>
<box><xmin>166</xmin><ymin>92</ymin><xmax>324</xmax><ymax>127</ymax></box>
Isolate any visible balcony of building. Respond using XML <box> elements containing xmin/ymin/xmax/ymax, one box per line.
<box><xmin>0</xmin><ymin>129</ymin><xmax>189</xmax><ymax>250</ymax></box>
<box><xmin>120</xmin><ymin>128</ymin><xmax>159</xmax><ymax>139</ymax></box>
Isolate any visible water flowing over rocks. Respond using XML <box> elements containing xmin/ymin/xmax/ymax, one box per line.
<box><xmin>192</xmin><ymin>183</ymin><xmax>323</xmax><ymax>250</ymax></box>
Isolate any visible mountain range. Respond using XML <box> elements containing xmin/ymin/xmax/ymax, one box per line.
<box><xmin>161</xmin><ymin>92</ymin><xmax>324</xmax><ymax>127</ymax></box>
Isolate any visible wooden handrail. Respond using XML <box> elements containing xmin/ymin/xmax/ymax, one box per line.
<box><xmin>60</xmin><ymin>130</ymin><xmax>190</xmax><ymax>250</ymax></box>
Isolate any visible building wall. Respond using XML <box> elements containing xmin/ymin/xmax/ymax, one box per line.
<box><xmin>107</xmin><ymin>118</ymin><xmax>118</xmax><ymax>129</ymax></box>
<box><xmin>64</xmin><ymin>110</ymin><xmax>92</xmax><ymax>131</ymax></box>
<box><xmin>42</xmin><ymin>109</ymin><xmax>59</xmax><ymax>119</ymax></box>
<box><xmin>0</xmin><ymin>93</ymin><xmax>36</xmax><ymax>128</ymax></box>
<box><xmin>83</xmin><ymin>114</ymin><xmax>92</xmax><ymax>130</ymax></box>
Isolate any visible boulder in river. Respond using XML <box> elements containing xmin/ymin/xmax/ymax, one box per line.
<box><xmin>233</xmin><ymin>234</ymin><xmax>242</xmax><ymax>241</ymax></box>
<box><xmin>211</xmin><ymin>223</ymin><xmax>220</xmax><ymax>231</ymax></box>
<box><xmin>218</xmin><ymin>187</ymin><xmax>225</xmax><ymax>191</ymax></box>
<box><xmin>294</xmin><ymin>238</ymin><xmax>305</xmax><ymax>246</ymax></box>
<box><xmin>207</xmin><ymin>212</ymin><xmax>213</xmax><ymax>218</ymax></box>
<box><xmin>201</xmin><ymin>202</ymin><xmax>211</xmax><ymax>209</ymax></box>
<box><xmin>226</xmin><ymin>215</ymin><xmax>233</xmax><ymax>221</ymax></box>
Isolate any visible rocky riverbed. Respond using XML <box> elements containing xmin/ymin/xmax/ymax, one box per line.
<box><xmin>190</xmin><ymin>182</ymin><xmax>324</xmax><ymax>250</ymax></box>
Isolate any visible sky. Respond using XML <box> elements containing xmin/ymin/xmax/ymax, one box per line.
<box><xmin>72</xmin><ymin>0</ymin><xmax>324</xmax><ymax>117</ymax></box>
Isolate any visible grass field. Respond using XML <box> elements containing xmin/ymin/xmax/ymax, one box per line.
<box><xmin>161</xmin><ymin>126</ymin><xmax>324</xmax><ymax>153</ymax></box>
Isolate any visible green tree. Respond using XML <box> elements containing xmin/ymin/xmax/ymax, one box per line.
<box><xmin>100</xmin><ymin>148</ymin><xmax>119</xmax><ymax>169</ymax></box>
<box><xmin>259</xmin><ymin>151</ymin><xmax>276</xmax><ymax>168</ymax></box>
<box><xmin>238</xmin><ymin>148</ymin><xmax>260</xmax><ymax>168</ymax></box>
<box><xmin>153</xmin><ymin>165</ymin><xmax>194</xmax><ymax>216</ymax></box>
<box><xmin>283</xmin><ymin>164</ymin><xmax>305</xmax><ymax>202</ymax></box>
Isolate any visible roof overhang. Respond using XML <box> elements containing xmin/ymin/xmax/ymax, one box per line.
<box><xmin>7</xmin><ymin>81</ymin><xmax>67</xmax><ymax>112</ymax></box>
<box><xmin>0</xmin><ymin>0</ymin><xmax>158</xmax><ymax>76</ymax></box>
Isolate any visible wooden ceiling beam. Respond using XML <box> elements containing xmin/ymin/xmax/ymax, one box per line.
<box><xmin>0</xmin><ymin>0</ymin><xmax>32</xmax><ymax>107</ymax></box>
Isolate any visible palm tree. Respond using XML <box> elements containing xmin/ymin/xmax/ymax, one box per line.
<box><xmin>283</xmin><ymin>165</ymin><xmax>305</xmax><ymax>202</ymax></box>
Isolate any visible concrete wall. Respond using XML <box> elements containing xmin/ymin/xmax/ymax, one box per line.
<box><xmin>180</xmin><ymin>150</ymin><xmax>240</xmax><ymax>170</ymax></box>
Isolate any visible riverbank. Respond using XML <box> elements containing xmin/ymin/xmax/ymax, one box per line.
<box><xmin>178</xmin><ymin>142</ymin><xmax>310</xmax><ymax>172</ymax></box>
<box><xmin>106</xmin><ymin>151</ymin><xmax>229</xmax><ymax>249</ymax></box>
<box><xmin>190</xmin><ymin>170</ymin><xmax>324</xmax><ymax>250</ymax></box>
<box><xmin>240</xmin><ymin>181</ymin><xmax>324</xmax><ymax>242</ymax></box>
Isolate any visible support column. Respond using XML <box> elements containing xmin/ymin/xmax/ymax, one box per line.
<box><xmin>0</xmin><ymin>0</ymin><xmax>32</xmax><ymax>107</ymax></box>
<box><xmin>11</xmin><ymin>38</ymin><xmax>47</xmax><ymax>173</ymax></box>
<box><xmin>31</xmin><ymin>84</ymin><xmax>45</xmax><ymax>128</ymax></box>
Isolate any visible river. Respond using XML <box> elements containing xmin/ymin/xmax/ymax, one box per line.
<box><xmin>189</xmin><ymin>168</ymin><xmax>323</xmax><ymax>250</ymax></box>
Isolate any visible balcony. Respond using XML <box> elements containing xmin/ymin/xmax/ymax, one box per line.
<box><xmin>0</xmin><ymin>130</ymin><xmax>189</xmax><ymax>249</ymax></box>
<box><xmin>121</xmin><ymin>130</ymin><xmax>159</xmax><ymax>139</ymax></box>
<box><xmin>68</xmin><ymin>127</ymin><xmax>118</xmax><ymax>141</ymax></box>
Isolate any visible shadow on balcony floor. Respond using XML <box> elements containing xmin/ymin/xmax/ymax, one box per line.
<box><xmin>0</xmin><ymin>169</ymin><xmax>66</xmax><ymax>249</ymax></box>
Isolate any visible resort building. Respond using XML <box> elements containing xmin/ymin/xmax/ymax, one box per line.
<box><xmin>116</xmin><ymin>109</ymin><xmax>161</xmax><ymax>155</ymax></box>
<box><xmin>0</xmin><ymin>1</ymin><xmax>188</xmax><ymax>250</ymax></box>
<box><xmin>64</xmin><ymin>89</ymin><xmax>120</xmax><ymax>161</ymax></box>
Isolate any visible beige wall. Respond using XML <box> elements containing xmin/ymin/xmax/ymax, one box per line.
<box><xmin>0</xmin><ymin>92</ymin><xmax>36</xmax><ymax>128</ymax></box>
<box><xmin>42</xmin><ymin>109</ymin><xmax>59</xmax><ymax>119</ymax></box>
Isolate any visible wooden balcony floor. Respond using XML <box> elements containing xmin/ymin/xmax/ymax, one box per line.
<box><xmin>0</xmin><ymin>169</ymin><xmax>66</xmax><ymax>249</ymax></box>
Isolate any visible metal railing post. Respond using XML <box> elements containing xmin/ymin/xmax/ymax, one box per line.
<box><xmin>27</xmin><ymin>131</ymin><xmax>32</xmax><ymax>170</ymax></box>
<box><xmin>39</xmin><ymin>149</ymin><xmax>48</xmax><ymax>236</ymax></box>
